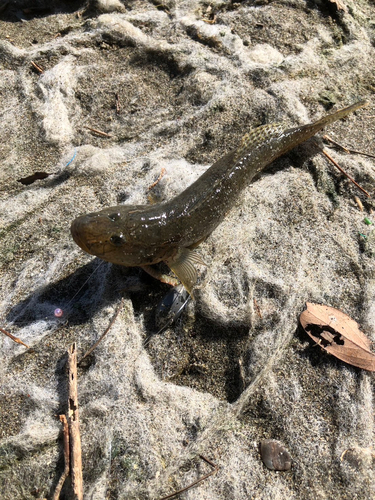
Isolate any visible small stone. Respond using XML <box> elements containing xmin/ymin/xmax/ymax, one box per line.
<box><xmin>5</xmin><ymin>252</ymin><xmax>14</xmax><ymax>262</ymax></box>
<box><xmin>260</xmin><ymin>439</ymin><xmax>292</xmax><ymax>471</ymax></box>
<box><xmin>94</xmin><ymin>0</ymin><xmax>126</xmax><ymax>13</ymax></box>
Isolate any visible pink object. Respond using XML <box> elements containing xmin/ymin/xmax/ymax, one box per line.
<box><xmin>54</xmin><ymin>308</ymin><xmax>63</xmax><ymax>318</ymax></box>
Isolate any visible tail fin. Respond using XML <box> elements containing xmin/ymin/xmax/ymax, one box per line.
<box><xmin>273</xmin><ymin>100</ymin><xmax>368</xmax><ymax>159</ymax></box>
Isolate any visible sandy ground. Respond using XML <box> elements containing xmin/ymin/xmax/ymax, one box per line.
<box><xmin>0</xmin><ymin>1</ymin><xmax>374</xmax><ymax>498</ymax></box>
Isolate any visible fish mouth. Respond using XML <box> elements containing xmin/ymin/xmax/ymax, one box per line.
<box><xmin>71</xmin><ymin>216</ymin><xmax>91</xmax><ymax>254</ymax></box>
<box><xmin>70</xmin><ymin>214</ymin><xmax>109</xmax><ymax>256</ymax></box>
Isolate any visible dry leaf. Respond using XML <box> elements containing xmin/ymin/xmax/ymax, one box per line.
<box><xmin>300</xmin><ymin>302</ymin><xmax>375</xmax><ymax>371</ymax></box>
<box><xmin>17</xmin><ymin>171</ymin><xmax>51</xmax><ymax>185</ymax></box>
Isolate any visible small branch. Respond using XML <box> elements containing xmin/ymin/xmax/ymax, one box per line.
<box><xmin>84</xmin><ymin>126</ymin><xmax>111</xmax><ymax>138</ymax></box>
<box><xmin>115</xmin><ymin>93</ymin><xmax>121</xmax><ymax>114</ymax></box>
<box><xmin>0</xmin><ymin>327</ymin><xmax>29</xmax><ymax>348</ymax></box>
<box><xmin>202</xmin><ymin>16</ymin><xmax>217</xmax><ymax>24</ymax></box>
<box><xmin>199</xmin><ymin>454</ymin><xmax>217</xmax><ymax>468</ymax></box>
<box><xmin>52</xmin><ymin>415</ymin><xmax>70</xmax><ymax>500</ymax></box>
<box><xmin>148</xmin><ymin>168</ymin><xmax>166</xmax><ymax>191</ymax></box>
<box><xmin>30</xmin><ymin>61</ymin><xmax>44</xmax><ymax>73</ymax></box>
<box><xmin>253</xmin><ymin>298</ymin><xmax>262</xmax><ymax>319</ymax></box>
<box><xmin>159</xmin><ymin>455</ymin><xmax>219</xmax><ymax>500</ymax></box>
<box><xmin>323</xmin><ymin>135</ymin><xmax>350</xmax><ymax>153</ymax></box>
<box><xmin>68</xmin><ymin>343</ymin><xmax>83</xmax><ymax>500</ymax></box>
<box><xmin>321</xmin><ymin>148</ymin><xmax>370</xmax><ymax>197</ymax></box>
<box><xmin>323</xmin><ymin>135</ymin><xmax>375</xmax><ymax>160</ymax></box>
<box><xmin>79</xmin><ymin>298</ymin><xmax>124</xmax><ymax>362</ymax></box>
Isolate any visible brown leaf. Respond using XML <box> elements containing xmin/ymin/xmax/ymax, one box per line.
<box><xmin>300</xmin><ymin>302</ymin><xmax>375</xmax><ymax>371</ymax></box>
<box><xmin>17</xmin><ymin>171</ymin><xmax>51</xmax><ymax>185</ymax></box>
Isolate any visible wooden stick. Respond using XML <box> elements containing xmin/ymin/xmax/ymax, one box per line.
<box><xmin>253</xmin><ymin>298</ymin><xmax>262</xmax><ymax>319</ymax></box>
<box><xmin>84</xmin><ymin>126</ymin><xmax>111</xmax><ymax>138</ymax></box>
<box><xmin>323</xmin><ymin>135</ymin><xmax>350</xmax><ymax>153</ymax></box>
<box><xmin>323</xmin><ymin>135</ymin><xmax>375</xmax><ymax>160</ymax></box>
<box><xmin>52</xmin><ymin>415</ymin><xmax>70</xmax><ymax>500</ymax></box>
<box><xmin>115</xmin><ymin>93</ymin><xmax>121</xmax><ymax>114</ymax></box>
<box><xmin>321</xmin><ymin>148</ymin><xmax>370</xmax><ymax>197</ymax></box>
<box><xmin>67</xmin><ymin>343</ymin><xmax>83</xmax><ymax>500</ymax></box>
<box><xmin>159</xmin><ymin>455</ymin><xmax>219</xmax><ymax>500</ymax></box>
<box><xmin>30</xmin><ymin>61</ymin><xmax>44</xmax><ymax>73</ymax></box>
<box><xmin>0</xmin><ymin>327</ymin><xmax>29</xmax><ymax>348</ymax></box>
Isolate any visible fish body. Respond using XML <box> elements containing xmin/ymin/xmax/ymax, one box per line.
<box><xmin>71</xmin><ymin>101</ymin><xmax>366</xmax><ymax>292</ymax></box>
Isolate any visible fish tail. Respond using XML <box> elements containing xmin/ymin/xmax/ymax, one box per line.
<box><xmin>278</xmin><ymin>100</ymin><xmax>368</xmax><ymax>154</ymax></box>
<box><xmin>305</xmin><ymin>100</ymin><xmax>368</xmax><ymax>130</ymax></box>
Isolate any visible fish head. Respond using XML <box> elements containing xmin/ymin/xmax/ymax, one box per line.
<box><xmin>71</xmin><ymin>205</ymin><xmax>170</xmax><ymax>267</ymax></box>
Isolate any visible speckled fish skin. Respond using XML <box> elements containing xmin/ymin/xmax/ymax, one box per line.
<box><xmin>71</xmin><ymin>101</ymin><xmax>366</xmax><ymax>282</ymax></box>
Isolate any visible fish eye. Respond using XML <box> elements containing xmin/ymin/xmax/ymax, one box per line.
<box><xmin>108</xmin><ymin>212</ymin><xmax>121</xmax><ymax>221</ymax></box>
<box><xmin>110</xmin><ymin>233</ymin><xmax>125</xmax><ymax>246</ymax></box>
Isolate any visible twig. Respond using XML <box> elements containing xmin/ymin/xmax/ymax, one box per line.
<box><xmin>0</xmin><ymin>327</ymin><xmax>29</xmax><ymax>348</ymax></box>
<box><xmin>115</xmin><ymin>93</ymin><xmax>121</xmax><ymax>114</ymax></box>
<box><xmin>79</xmin><ymin>298</ymin><xmax>124</xmax><ymax>362</ymax></box>
<box><xmin>202</xmin><ymin>16</ymin><xmax>217</xmax><ymax>24</ymax></box>
<box><xmin>321</xmin><ymin>148</ymin><xmax>370</xmax><ymax>197</ymax></box>
<box><xmin>84</xmin><ymin>126</ymin><xmax>111</xmax><ymax>138</ymax></box>
<box><xmin>52</xmin><ymin>415</ymin><xmax>70</xmax><ymax>500</ymax></box>
<box><xmin>253</xmin><ymin>298</ymin><xmax>262</xmax><ymax>319</ymax></box>
<box><xmin>323</xmin><ymin>135</ymin><xmax>375</xmax><ymax>160</ymax></box>
<box><xmin>68</xmin><ymin>343</ymin><xmax>83</xmax><ymax>500</ymax></box>
<box><xmin>199</xmin><ymin>454</ymin><xmax>218</xmax><ymax>468</ymax></box>
<box><xmin>30</xmin><ymin>61</ymin><xmax>44</xmax><ymax>73</ymax></box>
<box><xmin>159</xmin><ymin>454</ymin><xmax>219</xmax><ymax>500</ymax></box>
<box><xmin>148</xmin><ymin>167</ymin><xmax>166</xmax><ymax>190</ymax></box>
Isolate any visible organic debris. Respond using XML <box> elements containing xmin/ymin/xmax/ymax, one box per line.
<box><xmin>30</xmin><ymin>61</ymin><xmax>44</xmax><ymax>74</ymax></box>
<box><xmin>300</xmin><ymin>302</ymin><xmax>375</xmax><ymax>371</ymax></box>
<box><xmin>320</xmin><ymin>148</ymin><xmax>370</xmax><ymax>197</ymax></box>
<box><xmin>84</xmin><ymin>126</ymin><xmax>111</xmax><ymax>137</ymax></box>
<box><xmin>52</xmin><ymin>415</ymin><xmax>69</xmax><ymax>500</ymax></box>
<box><xmin>17</xmin><ymin>171</ymin><xmax>51</xmax><ymax>185</ymax></box>
<box><xmin>0</xmin><ymin>327</ymin><xmax>29</xmax><ymax>348</ymax></box>
<box><xmin>159</xmin><ymin>455</ymin><xmax>219</xmax><ymax>500</ymax></box>
<box><xmin>67</xmin><ymin>343</ymin><xmax>83</xmax><ymax>499</ymax></box>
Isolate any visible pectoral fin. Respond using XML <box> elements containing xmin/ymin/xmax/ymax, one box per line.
<box><xmin>165</xmin><ymin>247</ymin><xmax>206</xmax><ymax>295</ymax></box>
<box><xmin>140</xmin><ymin>265</ymin><xmax>179</xmax><ymax>287</ymax></box>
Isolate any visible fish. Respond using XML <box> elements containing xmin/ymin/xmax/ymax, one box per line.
<box><xmin>71</xmin><ymin>100</ymin><xmax>367</xmax><ymax>294</ymax></box>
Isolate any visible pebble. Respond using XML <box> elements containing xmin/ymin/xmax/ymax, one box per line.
<box><xmin>260</xmin><ymin>439</ymin><xmax>292</xmax><ymax>471</ymax></box>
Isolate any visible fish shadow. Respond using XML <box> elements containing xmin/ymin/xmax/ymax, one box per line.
<box><xmin>5</xmin><ymin>259</ymin><xmax>156</xmax><ymax>328</ymax></box>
